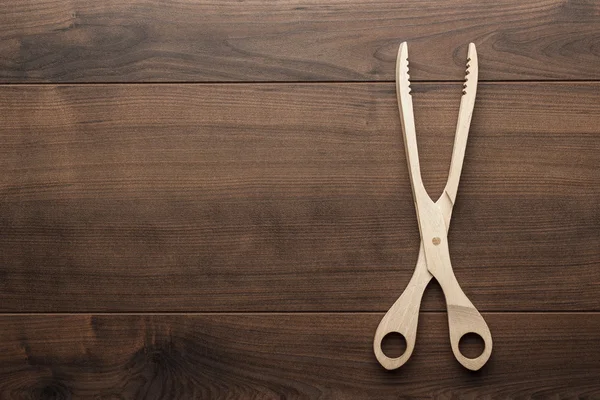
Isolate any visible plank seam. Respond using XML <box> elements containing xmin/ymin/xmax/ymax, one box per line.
<box><xmin>1</xmin><ymin>80</ymin><xmax>600</xmax><ymax>86</ymax></box>
<box><xmin>0</xmin><ymin>311</ymin><xmax>599</xmax><ymax>316</ymax></box>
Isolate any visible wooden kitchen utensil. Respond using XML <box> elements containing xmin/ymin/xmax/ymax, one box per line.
<box><xmin>373</xmin><ymin>42</ymin><xmax>492</xmax><ymax>371</ymax></box>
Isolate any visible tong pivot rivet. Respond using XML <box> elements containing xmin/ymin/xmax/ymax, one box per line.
<box><xmin>432</xmin><ymin>237</ymin><xmax>441</xmax><ymax>245</ymax></box>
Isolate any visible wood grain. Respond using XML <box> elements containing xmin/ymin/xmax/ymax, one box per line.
<box><xmin>0</xmin><ymin>313</ymin><xmax>598</xmax><ymax>398</ymax></box>
<box><xmin>0</xmin><ymin>82</ymin><xmax>598</xmax><ymax>312</ymax></box>
<box><xmin>1</xmin><ymin>0</ymin><xmax>600</xmax><ymax>82</ymax></box>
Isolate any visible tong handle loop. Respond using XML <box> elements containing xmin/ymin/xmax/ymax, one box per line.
<box><xmin>373</xmin><ymin>248</ymin><xmax>431</xmax><ymax>370</ymax></box>
<box><xmin>444</xmin><ymin>278</ymin><xmax>493</xmax><ymax>371</ymax></box>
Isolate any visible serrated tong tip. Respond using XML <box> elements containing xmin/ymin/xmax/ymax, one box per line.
<box><xmin>463</xmin><ymin>43</ymin><xmax>477</xmax><ymax>95</ymax></box>
<box><xmin>396</xmin><ymin>42</ymin><xmax>412</xmax><ymax>95</ymax></box>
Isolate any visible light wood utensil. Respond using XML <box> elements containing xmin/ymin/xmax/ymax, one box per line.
<box><xmin>373</xmin><ymin>42</ymin><xmax>492</xmax><ymax>371</ymax></box>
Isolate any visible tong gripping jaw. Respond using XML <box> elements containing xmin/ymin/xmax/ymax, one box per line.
<box><xmin>443</xmin><ymin>43</ymin><xmax>479</xmax><ymax>208</ymax></box>
<box><xmin>396</xmin><ymin>42</ymin><xmax>428</xmax><ymax>204</ymax></box>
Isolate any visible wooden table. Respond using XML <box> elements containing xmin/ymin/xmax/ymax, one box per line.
<box><xmin>0</xmin><ymin>1</ymin><xmax>599</xmax><ymax>397</ymax></box>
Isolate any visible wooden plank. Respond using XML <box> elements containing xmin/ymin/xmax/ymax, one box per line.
<box><xmin>0</xmin><ymin>313</ymin><xmax>598</xmax><ymax>398</ymax></box>
<box><xmin>1</xmin><ymin>0</ymin><xmax>600</xmax><ymax>82</ymax></box>
<box><xmin>0</xmin><ymin>83</ymin><xmax>598</xmax><ymax>312</ymax></box>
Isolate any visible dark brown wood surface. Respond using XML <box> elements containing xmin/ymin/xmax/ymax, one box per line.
<box><xmin>1</xmin><ymin>0</ymin><xmax>600</xmax><ymax>82</ymax></box>
<box><xmin>0</xmin><ymin>83</ymin><xmax>598</xmax><ymax>312</ymax></box>
<box><xmin>1</xmin><ymin>0</ymin><xmax>600</xmax><ymax>397</ymax></box>
<box><xmin>1</xmin><ymin>313</ymin><xmax>599</xmax><ymax>398</ymax></box>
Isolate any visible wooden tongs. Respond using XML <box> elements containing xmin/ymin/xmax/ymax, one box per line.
<box><xmin>373</xmin><ymin>42</ymin><xmax>492</xmax><ymax>371</ymax></box>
